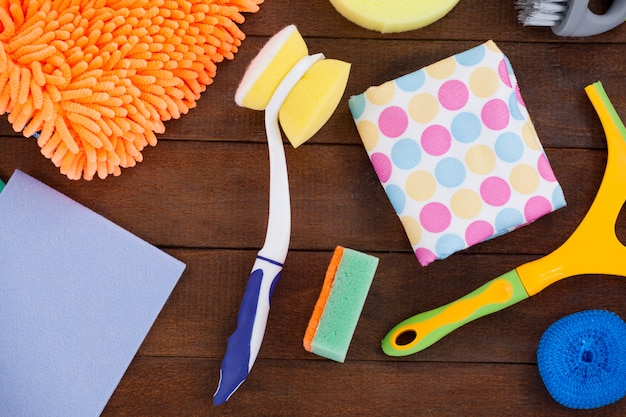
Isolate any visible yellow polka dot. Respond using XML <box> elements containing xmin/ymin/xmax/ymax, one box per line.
<box><xmin>469</xmin><ymin>67</ymin><xmax>499</xmax><ymax>98</ymax></box>
<box><xmin>450</xmin><ymin>189</ymin><xmax>482</xmax><ymax>219</ymax></box>
<box><xmin>522</xmin><ymin>121</ymin><xmax>541</xmax><ymax>150</ymax></box>
<box><xmin>485</xmin><ymin>40</ymin><xmax>501</xmax><ymax>54</ymax></box>
<box><xmin>408</xmin><ymin>93</ymin><xmax>439</xmax><ymax>124</ymax></box>
<box><xmin>356</xmin><ymin>120</ymin><xmax>380</xmax><ymax>152</ymax></box>
<box><xmin>465</xmin><ymin>145</ymin><xmax>496</xmax><ymax>175</ymax></box>
<box><xmin>401</xmin><ymin>216</ymin><xmax>422</xmax><ymax>246</ymax></box>
<box><xmin>510</xmin><ymin>164</ymin><xmax>539</xmax><ymax>194</ymax></box>
<box><xmin>406</xmin><ymin>170</ymin><xmax>436</xmax><ymax>201</ymax></box>
<box><xmin>365</xmin><ymin>80</ymin><xmax>396</xmax><ymax>106</ymax></box>
<box><xmin>425</xmin><ymin>56</ymin><xmax>457</xmax><ymax>79</ymax></box>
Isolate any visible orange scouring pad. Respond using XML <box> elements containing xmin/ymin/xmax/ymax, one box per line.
<box><xmin>0</xmin><ymin>0</ymin><xmax>262</xmax><ymax>180</ymax></box>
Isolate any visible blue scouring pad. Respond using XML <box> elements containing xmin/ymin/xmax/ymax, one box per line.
<box><xmin>537</xmin><ymin>309</ymin><xmax>626</xmax><ymax>409</ymax></box>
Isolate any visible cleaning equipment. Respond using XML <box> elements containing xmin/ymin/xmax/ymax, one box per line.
<box><xmin>516</xmin><ymin>0</ymin><xmax>626</xmax><ymax>37</ymax></box>
<box><xmin>0</xmin><ymin>170</ymin><xmax>186</xmax><ymax>417</ymax></box>
<box><xmin>349</xmin><ymin>41</ymin><xmax>565</xmax><ymax>267</ymax></box>
<box><xmin>214</xmin><ymin>25</ymin><xmax>350</xmax><ymax>405</ymax></box>
<box><xmin>234</xmin><ymin>25</ymin><xmax>351</xmax><ymax>147</ymax></box>
<box><xmin>328</xmin><ymin>0</ymin><xmax>461</xmax><ymax>33</ymax></box>
<box><xmin>0</xmin><ymin>0</ymin><xmax>262</xmax><ymax>180</ymax></box>
<box><xmin>303</xmin><ymin>246</ymin><xmax>379</xmax><ymax>363</ymax></box>
<box><xmin>381</xmin><ymin>81</ymin><xmax>626</xmax><ymax>356</ymax></box>
<box><xmin>537</xmin><ymin>310</ymin><xmax>626</xmax><ymax>409</ymax></box>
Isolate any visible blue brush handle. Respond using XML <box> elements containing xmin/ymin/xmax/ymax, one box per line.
<box><xmin>213</xmin><ymin>255</ymin><xmax>283</xmax><ymax>405</ymax></box>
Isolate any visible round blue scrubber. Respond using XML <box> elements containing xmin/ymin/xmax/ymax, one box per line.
<box><xmin>537</xmin><ymin>310</ymin><xmax>626</xmax><ymax>409</ymax></box>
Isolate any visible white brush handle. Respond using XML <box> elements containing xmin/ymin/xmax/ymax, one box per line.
<box><xmin>259</xmin><ymin>53</ymin><xmax>325</xmax><ymax>262</ymax></box>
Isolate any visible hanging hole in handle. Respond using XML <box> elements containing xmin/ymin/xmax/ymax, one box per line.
<box><xmin>395</xmin><ymin>329</ymin><xmax>418</xmax><ymax>347</ymax></box>
<box><xmin>588</xmin><ymin>0</ymin><xmax>612</xmax><ymax>14</ymax></box>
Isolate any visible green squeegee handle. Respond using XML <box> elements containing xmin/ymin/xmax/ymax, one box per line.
<box><xmin>381</xmin><ymin>270</ymin><xmax>529</xmax><ymax>356</ymax></box>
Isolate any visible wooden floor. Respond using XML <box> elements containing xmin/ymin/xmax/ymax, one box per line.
<box><xmin>3</xmin><ymin>0</ymin><xmax>626</xmax><ymax>415</ymax></box>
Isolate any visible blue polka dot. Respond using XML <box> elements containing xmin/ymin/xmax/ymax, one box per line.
<box><xmin>509</xmin><ymin>91</ymin><xmax>524</xmax><ymax>121</ymax></box>
<box><xmin>385</xmin><ymin>184</ymin><xmax>406</xmax><ymax>213</ymax></box>
<box><xmin>553</xmin><ymin>186</ymin><xmax>566</xmax><ymax>209</ymax></box>
<box><xmin>435</xmin><ymin>157</ymin><xmax>466</xmax><ymax>188</ymax></box>
<box><xmin>455</xmin><ymin>44</ymin><xmax>486</xmax><ymax>66</ymax></box>
<box><xmin>436</xmin><ymin>234</ymin><xmax>466</xmax><ymax>259</ymax></box>
<box><xmin>396</xmin><ymin>70</ymin><xmax>426</xmax><ymax>92</ymax></box>
<box><xmin>348</xmin><ymin>94</ymin><xmax>366</xmax><ymax>119</ymax></box>
<box><xmin>495</xmin><ymin>132</ymin><xmax>524</xmax><ymax>163</ymax></box>
<box><xmin>391</xmin><ymin>138</ymin><xmax>421</xmax><ymax>169</ymax></box>
<box><xmin>451</xmin><ymin>112</ymin><xmax>482</xmax><ymax>143</ymax></box>
<box><xmin>495</xmin><ymin>208</ymin><xmax>524</xmax><ymax>232</ymax></box>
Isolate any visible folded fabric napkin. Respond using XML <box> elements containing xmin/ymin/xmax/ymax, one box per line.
<box><xmin>349</xmin><ymin>40</ymin><xmax>565</xmax><ymax>266</ymax></box>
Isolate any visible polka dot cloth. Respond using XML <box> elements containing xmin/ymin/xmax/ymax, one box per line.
<box><xmin>349</xmin><ymin>41</ymin><xmax>566</xmax><ymax>266</ymax></box>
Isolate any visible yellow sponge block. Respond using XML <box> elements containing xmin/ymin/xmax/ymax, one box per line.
<box><xmin>279</xmin><ymin>59</ymin><xmax>351</xmax><ymax>148</ymax></box>
<box><xmin>235</xmin><ymin>25</ymin><xmax>309</xmax><ymax>110</ymax></box>
<box><xmin>329</xmin><ymin>0</ymin><xmax>461</xmax><ymax>33</ymax></box>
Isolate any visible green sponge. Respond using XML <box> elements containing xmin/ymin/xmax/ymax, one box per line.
<box><xmin>304</xmin><ymin>246</ymin><xmax>379</xmax><ymax>362</ymax></box>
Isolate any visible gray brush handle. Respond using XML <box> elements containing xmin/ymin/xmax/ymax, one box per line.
<box><xmin>554</xmin><ymin>0</ymin><xmax>626</xmax><ymax>36</ymax></box>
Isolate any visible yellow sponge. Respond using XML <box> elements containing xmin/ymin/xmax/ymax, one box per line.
<box><xmin>279</xmin><ymin>59</ymin><xmax>351</xmax><ymax>148</ymax></box>
<box><xmin>235</xmin><ymin>25</ymin><xmax>309</xmax><ymax>110</ymax></box>
<box><xmin>329</xmin><ymin>0</ymin><xmax>461</xmax><ymax>33</ymax></box>
<box><xmin>235</xmin><ymin>25</ymin><xmax>351</xmax><ymax>148</ymax></box>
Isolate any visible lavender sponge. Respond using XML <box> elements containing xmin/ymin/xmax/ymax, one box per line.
<box><xmin>304</xmin><ymin>246</ymin><xmax>379</xmax><ymax>362</ymax></box>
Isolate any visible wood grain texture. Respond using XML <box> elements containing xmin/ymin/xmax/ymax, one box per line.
<box><xmin>2</xmin><ymin>0</ymin><xmax>626</xmax><ymax>415</ymax></box>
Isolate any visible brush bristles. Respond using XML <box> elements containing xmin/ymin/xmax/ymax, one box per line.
<box><xmin>516</xmin><ymin>0</ymin><xmax>569</xmax><ymax>26</ymax></box>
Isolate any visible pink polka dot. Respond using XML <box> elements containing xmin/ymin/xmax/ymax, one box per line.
<box><xmin>525</xmin><ymin>196</ymin><xmax>552</xmax><ymax>222</ymax></box>
<box><xmin>415</xmin><ymin>248</ymin><xmax>437</xmax><ymax>266</ymax></box>
<box><xmin>378</xmin><ymin>106</ymin><xmax>408</xmax><ymax>138</ymax></box>
<box><xmin>537</xmin><ymin>154</ymin><xmax>556</xmax><ymax>182</ymax></box>
<box><xmin>465</xmin><ymin>221</ymin><xmax>494</xmax><ymax>246</ymax></box>
<box><xmin>370</xmin><ymin>152</ymin><xmax>392</xmax><ymax>183</ymax></box>
<box><xmin>438</xmin><ymin>80</ymin><xmax>469</xmax><ymax>110</ymax></box>
<box><xmin>482</xmin><ymin>99</ymin><xmax>510</xmax><ymax>130</ymax></box>
<box><xmin>421</xmin><ymin>125</ymin><xmax>451</xmax><ymax>156</ymax></box>
<box><xmin>480</xmin><ymin>176</ymin><xmax>511</xmax><ymax>206</ymax></box>
<box><xmin>420</xmin><ymin>202</ymin><xmax>451</xmax><ymax>233</ymax></box>
<box><xmin>498</xmin><ymin>59</ymin><xmax>512</xmax><ymax>88</ymax></box>
<box><xmin>515</xmin><ymin>84</ymin><xmax>525</xmax><ymax>107</ymax></box>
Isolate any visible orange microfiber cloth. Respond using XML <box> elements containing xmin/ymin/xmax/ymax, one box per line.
<box><xmin>0</xmin><ymin>0</ymin><xmax>262</xmax><ymax>180</ymax></box>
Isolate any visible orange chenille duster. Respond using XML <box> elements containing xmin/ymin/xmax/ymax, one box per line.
<box><xmin>0</xmin><ymin>0</ymin><xmax>262</xmax><ymax>179</ymax></box>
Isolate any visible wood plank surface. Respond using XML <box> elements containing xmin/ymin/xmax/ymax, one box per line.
<box><xmin>2</xmin><ymin>0</ymin><xmax>626</xmax><ymax>415</ymax></box>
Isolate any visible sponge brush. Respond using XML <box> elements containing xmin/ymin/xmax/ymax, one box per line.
<box><xmin>234</xmin><ymin>25</ymin><xmax>350</xmax><ymax>148</ymax></box>
<box><xmin>235</xmin><ymin>25</ymin><xmax>309</xmax><ymax>111</ymax></box>
<box><xmin>304</xmin><ymin>246</ymin><xmax>379</xmax><ymax>362</ymax></box>
<box><xmin>279</xmin><ymin>59</ymin><xmax>351</xmax><ymax>148</ymax></box>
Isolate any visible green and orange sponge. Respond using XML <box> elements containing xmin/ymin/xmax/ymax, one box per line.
<box><xmin>304</xmin><ymin>246</ymin><xmax>379</xmax><ymax>362</ymax></box>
